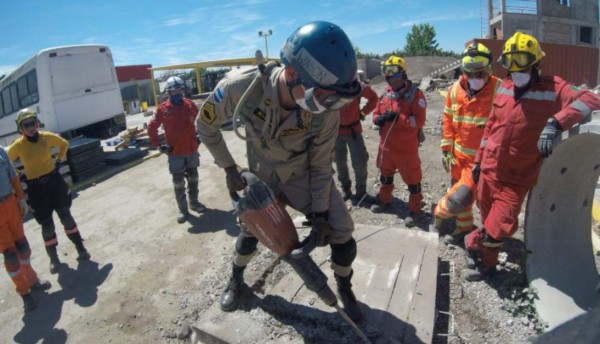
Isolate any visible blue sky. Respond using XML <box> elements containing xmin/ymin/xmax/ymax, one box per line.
<box><xmin>0</xmin><ymin>0</ymin><xmax>483</xmax><ymax>76</ymax></box>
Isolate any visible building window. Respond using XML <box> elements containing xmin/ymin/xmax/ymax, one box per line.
<box><xmin>580</xmin><ymin>26</ymin><xmax>592</xmax><ymax>44</ymax></box>
<box><xmin>557</xmin><ymin>0</ymin><xmax>571</xmax><ymax>7</ymax></box>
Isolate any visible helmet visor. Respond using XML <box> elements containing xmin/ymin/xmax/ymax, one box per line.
<box><xmin>499</xmin><ymin>52</ymin><xmax>536</xmax><ymax>71</ymax></box>
<box><xmin>384</xmin><ymin>65</ymin><xmax>402</xmax><ymax>77</ymax></box>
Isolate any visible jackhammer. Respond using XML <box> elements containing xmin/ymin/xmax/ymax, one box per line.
<box><xmin>231</xmin><ymin>172</ymin><xmax>371</xmax><ymax>343</ymax></box>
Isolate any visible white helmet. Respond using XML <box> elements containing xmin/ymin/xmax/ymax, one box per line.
<box><xmin>165</xmin><ymin>76</ymin><xmax>184</xmax><ymax>92</ymax></box>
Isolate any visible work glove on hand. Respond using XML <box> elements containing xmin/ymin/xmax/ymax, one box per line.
<box><xmin>384</xmin><ymin>111</ymin><xmax>398</xmax><ymax>122</ymax></box>
<box><xmin>195</xmin><ymin>133</ymin><xmax>201</xmax><ymax>145</ymax></box>
<box><xmin>18</xmin><ymin>199</ymin><xmax>28</xmax><ymax>217</ymax></box>
<box><xmin>224</xmin><ymin>165</ymin><xmax>246</xmax><ymax>192</ymax></box>
<box><xmin>537</xmin><ymin>118</ymin><xmax>562</xmax><ymax>158</ymax></box>
<box><xmin>441</xmin><ymin>151</ymin><xmax>456</xmax><ymax>172</ymax></box>
<box><xmin>159</xmin><ymin>145</ymin><xmax>174</xmax><ymax>155</ymax></box>
<box><xmin>418</xmin><ymin>128</ymin><xmax>426</xmax><ymax>143</ymax></box>
<box><xmin>373</xmin><ymin>115</ymin><xmax>387</xmax><ymax>127</ymax></box>
<box><xmin>311</xmin><ymin>212</ymin><xmax>331</xmax><ymax>247</ymax></box>
<box><xmin>359</xmin><ymin>110</ymin><xmax>366</xmax><ymax>121</ymax></box>
<box><xmin>472</xmin><ymin>163</ymin><xmax>481</xmax><ymax>184</ymax></box>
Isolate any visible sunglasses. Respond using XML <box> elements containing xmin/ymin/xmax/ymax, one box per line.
<box><xmin>21</xmin><ymin>120</ymin><xmax>37</xmax><ymax>129</ymax></box>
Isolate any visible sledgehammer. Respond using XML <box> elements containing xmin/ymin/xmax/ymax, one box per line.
<box><xmin>231</xmin><ymin>172</ymin><xmax>371</xmax><ymax>343</ymax></box>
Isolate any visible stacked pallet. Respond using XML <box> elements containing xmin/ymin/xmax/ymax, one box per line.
<box><xmin>67</xmin><ymin>137</ymin><xmax>105</xmax><ymax>183</ymax></box>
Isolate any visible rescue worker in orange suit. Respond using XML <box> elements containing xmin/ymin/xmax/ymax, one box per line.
<box><xmin>196</xmin><ymin>21</ymin><xmax>365</xmax><ymax>324</ymax></box>
<box><xmin>8</xmin><ymin>110</ymin><xmax>90</xmax><ymax>275</ymax></box>
<box><xmin>335</xmin><ymin>79</ymin><xmax>378</xmax><ymax>205</ymax></box>
<box><xmin>464</xmin><ymin>32</ymin><xmax>600</xmax><ymax>281</ymax></box>
<box><xmin>370</xmin><ymin>56</ymin><xmax>426</xmax><ymax>228</ymax></box>
<box><xmin>432</xmin><ymin>43</ymin><xmax>502</xmax><ymax>245</ymax></box>
<box><xmin>147</xmin><ymin>76</ymin><xmax>206</xmax><ymax>224</ymax></box>
<box><xmin>1</xmin><ymin>145</ymin><xmax>51</xmax><ymax>311</ymax></box>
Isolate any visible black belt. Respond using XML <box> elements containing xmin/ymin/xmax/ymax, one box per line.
<box><xmin>26</xmin><ymin>169</ymin><xmax>58</xmax><ymax>186</ymax></box>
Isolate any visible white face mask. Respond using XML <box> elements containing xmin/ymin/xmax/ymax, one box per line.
<box><xmin>295</xmin><ymin>95</ymin><xmax>327</xmax><ymax>114</ymax></box>
<box><xmin>468</xmin><ymin>78</ymin><xmax>485</xmax><ymax>91</ymax></box>
<box><xmin>511</xmin><ymin>72</ymin><xmax>531</xmax><ymax>88</ymax></box>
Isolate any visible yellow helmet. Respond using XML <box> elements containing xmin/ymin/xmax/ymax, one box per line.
<box><xmin>15</xmin><ymin>109</ymin><xmax>38</xmax><ymax>129</ymax></box>
<box><xmin>499</xmin><ymin>32</ymin><xmax>545</xmax><ymax>72</ymax></box>
<box><xmin>383</xmin><ymin>55</ymin><xmax>407</xmax><ymax>77</ymax></box>
<box><xmin>461</xmin><ymin>43</ymin><xmax>492</xmax><ymax>73</ymax></box>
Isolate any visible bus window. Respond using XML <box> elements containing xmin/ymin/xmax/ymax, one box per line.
<box><xmin>2</xmin><ymin>86</ymin><xmax>14</xmax><ymax>115</ymax></box>
<box><xmin>9</xmin><ymin>84</ymin><xmax>18</xmax><ymax>112</ymax></box>
<box><xmin>17</xmin><ymin>69</ymin><xmax>39</xmax><ymax>108</ymax></box>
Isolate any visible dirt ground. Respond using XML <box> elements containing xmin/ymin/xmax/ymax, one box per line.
<box><xmin>0</xmin><ymin>60</ymin><xmax>560</xmax><ymax>344</ymax></box>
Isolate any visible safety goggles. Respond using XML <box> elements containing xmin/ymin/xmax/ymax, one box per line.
<box><xmin>464</xmin><ymin>69</ymin><xmax>488</xmax><ymax>79</ymax></box>
<box><xmin>498</xmin><ymin>52</ymin><xmax>536</xmax><ymax>71</ymax></box>
<box><xmin>383</xmin><ymin>65</ymin><xmax>403</xmax><ymax>77</ymax></box>
<box><xmin>21</xmin><ymin>120</ymin><xmax>37</xmax><ymax>129</ymax></box>
<box><xmin>302</xmin><ymin>79</ymin><xmax>362</xmax><ymax>111</ymax></box>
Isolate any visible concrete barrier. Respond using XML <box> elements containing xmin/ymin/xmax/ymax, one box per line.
<box><xmin>525</xmin><ymin>116</ymin><xmax>600</xmax><ymax>329</ymax></box>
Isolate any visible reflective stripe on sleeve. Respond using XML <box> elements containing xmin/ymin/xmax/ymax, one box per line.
<box><xmin>569</xmin><ymin>99</ymin><xmax>592</xmax><ymax>117</ymax></box>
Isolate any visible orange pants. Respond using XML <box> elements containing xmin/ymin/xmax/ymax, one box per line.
<box><xmin>434</xmin><ymin>157</ymin><xmax>476</xmax><ymax>234</ymax></box>
<box><xmin>0</xmin><ymin>194</ymin><xmax>39</xmax><ymax>295</ymax></box>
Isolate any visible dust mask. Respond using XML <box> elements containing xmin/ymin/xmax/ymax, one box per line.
<box><xmin>511</xmin><ymin>72</ymin><xmax>531</xmax><ymax>88</ymax></box>
<box><xmin>468</xmin><ymin>78</ymin><xmax>485</xmax><ymax>91</ymax></box>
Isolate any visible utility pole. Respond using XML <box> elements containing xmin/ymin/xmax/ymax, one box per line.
<box><xmin>258</xmin><ymin>29</ymin><xmax>273</xmax><ymax>59</ymax></box>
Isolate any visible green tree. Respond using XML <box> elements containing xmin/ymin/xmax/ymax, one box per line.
<box><xmin>403</xmin><ymin>23</ymin><xmax>440</xmax><ymax>56</ymax></box>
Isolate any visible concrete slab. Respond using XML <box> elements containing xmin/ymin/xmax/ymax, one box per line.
<box><xmin>194</xmin><ymin>224</ymin><xmax>439</xmax><ymax>343</ymax></box>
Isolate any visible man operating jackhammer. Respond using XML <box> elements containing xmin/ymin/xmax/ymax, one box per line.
<box><xmin>196</xmin><ymin>21</ymin><xmax>364</xmax><ymax>324</ymax></box>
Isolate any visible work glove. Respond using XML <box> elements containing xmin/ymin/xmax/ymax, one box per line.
<box><xmin>289</xmin><ymin>211</ymin><xmax>330</xmax><ymax>259</ymax></box>
<box><xmin>472</xmin><ymin>163</ymin><xmax>481</xmax><ymax>184</ymax></box>
<box><xmin>537</xmin><ymin>118</ymin><xmax>562</xmax><ymax>158</ymax></box>
<box><xmin>384</xmin><ymin>111</ymin><xmax>398</xmax><ymax>122</ymax></box>
<box><xmin>195</xmin><ymin>132</ymin><xmax>201</xmax><ymax>145</ymax></box>
<box><xmin>441</xmin><ymin>151</ymin><xmax>456</xmax><ymax>172</ymax></box>
<box><xmin>18</xmin><ymin>199</ymin><xmax>28</xmax><ymax>217</ymax></box>
<box><xmin>418</xmin><ymin>128</ymin><xmax>426</xmax><ymax>143</ymax></box>
<box><xmin>159</xmin><ymin>144</ymin><xmax>174</xmax><ymax>155</ymax></box>
<box><xmin>311</xmin><ymin>211</ymin><xmax>331</xmax><ymax>247</ymax></box>
<box><xmin>224</xmin><ymin>165</ymin><xmax>246</xmax><ymax>192</ymax></box>
<box><xmin>359</xmin><ymin>110</ymin><xmax>366</xmax><ymax>121</ymax></box>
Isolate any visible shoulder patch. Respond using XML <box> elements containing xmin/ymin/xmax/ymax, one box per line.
<box><xmin>200</xmin><ymin>102</ymin><xmax>216</xmax><ymax>125</ymax></box>
<box><xmin>418</xmin><ymin>98</ymin><xmax>426</xmax><ymax>108</ymax></box>
<box><xmin>214</xmin><ymin>87</ymin><xmax>225</xmax><ymax>103</ymax></box>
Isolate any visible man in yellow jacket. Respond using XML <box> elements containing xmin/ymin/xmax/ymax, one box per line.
<box><xmin>8</xmin><ymin>110</ymin><xmax>90</xmax><ymax>274</ymax></box>
<box><xmin>431</xmin><ymin>43</ymin><xmax>501</xmax><ymax>245</ymax></box>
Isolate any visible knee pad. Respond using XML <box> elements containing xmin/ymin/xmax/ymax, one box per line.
<box><xmin>379</xmin><ymin>175</ymin><xmax>394</xmax><ymax>185</ymax></box>
<box><xmin>172</xmin><ymin>172</ymin><xmax>185</xmax><ymax>184</ymax></box>
<box><xmin>447</xmin><ymin>185</ymin><xmax>473</xmax><ymax>213</ymax></box>
<box><xmin>235</xmin><ymin>232</ymin><xmax>259</xmax><ymax>256</ymax></box>
<box><xmin>408</xmin><ymin>183</ymin><xmax>421</xmax><ymax>194</ymax></box>
<box><xmin>2</xmin><ymin>249</ymin><xmax>19</xmax><ymax>267</ymax></box>
<box><xmin>14</xmin><ymin>238</ymin><xmax>31</xmax><ymax>253</ymax></box>
<box><xmin>330</xmin><ymin>238</ymin><xmax>357</xmax><ymax>267</ymax></box>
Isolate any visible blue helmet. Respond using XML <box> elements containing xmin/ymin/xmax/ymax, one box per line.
<box><xmin>280</xmin><ymin>21</ymin><xmax>360</xmax><ymax>98</ymax></box>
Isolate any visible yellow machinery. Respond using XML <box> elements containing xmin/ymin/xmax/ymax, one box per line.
<box><xmin>149</xmin><ymin>57</ymin><xmax>279</xmax><ymax>106</ymax></box>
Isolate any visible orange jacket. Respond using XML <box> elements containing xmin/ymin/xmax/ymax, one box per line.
<box><xmin>441</xmin><ymin>75</ymin><xmax>501</xmax><ymax>160</ymax></box>
<box><xmin>338</xmin><ymin>83</ymin><xmax>378</xmax><ymax>136</ymax></box>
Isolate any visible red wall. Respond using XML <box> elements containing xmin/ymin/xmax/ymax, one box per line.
<box><xmin>115</xmin><ymin>64</ymin><xmax>152</xmax><ymax>83</ymax></box>
<box><xmin>471</xmin><ymin>39</ymin><xmax>599</xmax><ymax>86</ymax></box>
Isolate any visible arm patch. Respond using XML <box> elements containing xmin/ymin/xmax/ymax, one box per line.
<box><xmin>200</xmin><ymin>102</ymin><xmax>216</xmax><ymax>125</ymax></box>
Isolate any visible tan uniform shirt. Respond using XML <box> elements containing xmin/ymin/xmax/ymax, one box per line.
<box><xmin>196</xmin><ymin>65</ymin><xmax>353</xmax><ymax>242</ymax></box>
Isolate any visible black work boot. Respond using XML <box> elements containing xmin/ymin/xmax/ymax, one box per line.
<box><xmin>67</xmin><ymin>231</ymin><xmax>90</xmax><ymax>261</ymax></box>
<box><xmin>189</xmin><ymin>200</ymin><xmax>206</xmax><ymax>213</ymax></box>
<box><xmin>370</xmin><ymin>202</ymin><xmax>390</xmax><ymax>214</ymax></box>
<box><xmin>334</xmin><ymin>271</ymin><xmax>364</xmax><ymax>325</ymax></box>
<box><xmin>45</xmin><ymin>246</ymin><xmax>61</xmax><ymax>274</ymax></box>
<box><xmin>404</xmin><ymin>212</ymin><xmax>419</xmax><ymax>228</ymax></box>
<box><xmin>30</xmin><ymin>279</ymin><xmax>52</xmax><ymax>291</ymax></box>
<box><xmin>220</xmin><ymin>264</ymin><xmax>246</xmax><ymax>312</ymax></box>
<box><xmin>342</xmin><ymin>188</ymin><xmax>352</xmax><ymax>201</ymax></box>
<box><xmin>22</xmin><ymin>293</ymin><xmax>37</xmax><ymax>312</ymax></box>
<box><xmin>177</xmin><ymin>210</ymin><xmax>188</xmax><ymax>224</ymax></box>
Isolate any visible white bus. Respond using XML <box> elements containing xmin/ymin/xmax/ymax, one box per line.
<box><xmin>0</xmin><ymin>44</ymin><xmax>126</xmax><ymax>146</ymax></box>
